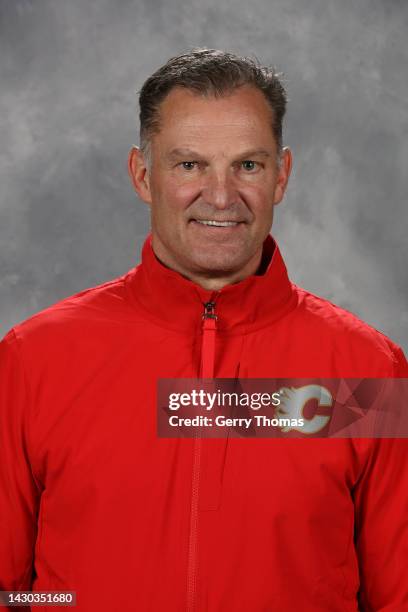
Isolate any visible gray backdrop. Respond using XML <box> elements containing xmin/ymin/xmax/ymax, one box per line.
<box><xmin>1</xmin><ymin>0</ymin><xmax>407</xmax><ymax>352</ymax></box>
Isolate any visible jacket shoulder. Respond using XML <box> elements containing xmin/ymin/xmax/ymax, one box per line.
<box><xmin>293</xmin><ymin>285</ymin><xmax>407</xmax><ymax>374</ymax></box>
<box><xmin>4</xmin><ymin>270</ymin><xmax>136</xmax><ymax>346</ymax></box>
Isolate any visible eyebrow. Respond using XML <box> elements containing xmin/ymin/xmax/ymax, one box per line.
<box><xmin>166</xmin><ymin>147</ymin><xmax>272</xmax><ymax>161</ymax></box>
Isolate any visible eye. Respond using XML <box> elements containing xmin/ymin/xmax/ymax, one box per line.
<box><xmin>179</xmin><ymin>161</ymin><xmax>198</xmax><ymax>170</ymax></box>
<box><xmin>241</xmin><ymin>160</ymin><xmax>259</xmax><ymax>172</ymax></box>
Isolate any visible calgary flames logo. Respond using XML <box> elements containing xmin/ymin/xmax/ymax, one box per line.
<box><xmin>275</xmin><ymin>385</ymin><xmax>333</xmax><ymax>434</ymax></box>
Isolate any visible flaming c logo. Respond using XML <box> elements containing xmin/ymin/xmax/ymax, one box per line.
<box><xmin>275</xmin><ymin>385</ymin><xmax>333</xmax><ymax>434</ymax></box>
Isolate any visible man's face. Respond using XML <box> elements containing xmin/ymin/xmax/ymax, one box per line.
<box><xmin>129</xmin><ymin>85</ymin><xmax>292</xmax><ymax>282</ymax></box>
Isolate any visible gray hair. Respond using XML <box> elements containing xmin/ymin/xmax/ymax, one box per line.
<box><xmin>138</xmin><ymin>48</ymin><xmax>288</xmax><ymax>168</ymax></box>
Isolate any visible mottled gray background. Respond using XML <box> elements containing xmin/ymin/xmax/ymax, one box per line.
<box><xmin>1</xmin><ymin>0</ymin><xmax>407</xmax><ymax>351</ymax></box>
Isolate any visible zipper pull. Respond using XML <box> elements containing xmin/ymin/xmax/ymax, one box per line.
<box><xmin>202</xmin><ymin>301</ymin><xmax>217</xmax><ymax>324</ymax></box>
<box><xmin>200</xmin><ymin>301</ymin><xmax>217</xmax><ymax>378</ymax></box>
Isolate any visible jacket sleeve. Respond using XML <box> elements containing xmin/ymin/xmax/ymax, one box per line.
<box><xmin>353</xmin><ymin>346</ymin><xmax>408</xmax><ymax>611</ymax></box>
<box><xmin>0</xmin><ymin>329</ymin><xmax>42</xmax><ymax>593</ymax></box>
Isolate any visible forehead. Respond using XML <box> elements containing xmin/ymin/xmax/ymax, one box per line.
<box><xmin>152</xmin><ymin>85</ymin><xmax>276</xmax><ymax>151</ymax></box>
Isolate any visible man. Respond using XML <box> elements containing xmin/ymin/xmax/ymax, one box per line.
<box><xmin>0</xmin><ymin>49</ymin><xmax>407</xmax><ymax>611</ymax></box>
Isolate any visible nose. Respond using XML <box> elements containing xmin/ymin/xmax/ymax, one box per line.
<box><xmin>201</xmin><ymin>168</ymin><xmax>238</xmax><ymax>210</ymax></box>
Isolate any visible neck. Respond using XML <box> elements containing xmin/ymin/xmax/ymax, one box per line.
<box><xmin>125</xmin><ymin>233</ymin><xmax>296</xmax><ymax>334</ymax></box>
<box><xmin>151</xmin><ymin>236</ymin><xmax>263</xmax><ymax>291</ymax></box>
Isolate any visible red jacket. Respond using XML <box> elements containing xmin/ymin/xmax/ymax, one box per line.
<box><xmin>1</xmin><ymin>233</ymin><xmax>407</xmax><ymax>611</ymax></box>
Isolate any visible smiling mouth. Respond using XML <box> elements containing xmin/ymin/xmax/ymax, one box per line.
<box><xmin>192</xmin><ymin>219</ymin><xmax>242</xmax><ymax>227</ymax></box>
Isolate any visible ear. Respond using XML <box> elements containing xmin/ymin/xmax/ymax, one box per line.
<box><xmin>272</xmin><ymin>147</ymin><xmax>292</xmax><ymax>205</ymax></box>
<box><xmin>128</xmin><ymin>146</ymin><xmax>152</xmax><ymax>205</ymax></box>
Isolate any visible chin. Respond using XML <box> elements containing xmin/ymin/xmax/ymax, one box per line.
<box><xmin>188</xmin><ymin>252</ymin><xmax>245</xmax><ymax>275</ymax></box>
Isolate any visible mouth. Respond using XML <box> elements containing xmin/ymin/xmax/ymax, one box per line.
<box><xmin>191</xmin><ymin>219</ymin><xmax>243</xmax><ymax>228</ymax></box>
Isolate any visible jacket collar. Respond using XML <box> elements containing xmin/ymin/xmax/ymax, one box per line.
<box><xmin>125</xmin><ymin>233</ymin><xmax>297</xmax><ymax>334</ymax></box>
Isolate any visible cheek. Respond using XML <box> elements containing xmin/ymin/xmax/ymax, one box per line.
<box><xmin>173</xmin><ymin>182</ymin><xmax>201</xmax><ymax>204</ymax></box>
<box><xmin>240</xmin><ymin>183</ymin><xmax>274</xmax><ymax>211</ymax></box>
<box><xmin>152</xmin><ymin>174</ymin><xmax>200</xmax><ymax>207</ymax></box>
<box><xmin>158</xmin><ymin>185</ymin><xmax>201</xmax><ymax>214</ymax></box>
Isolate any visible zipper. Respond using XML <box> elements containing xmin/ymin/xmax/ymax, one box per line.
<box><xmin>186</xmin><ymin>299</ymin><xmax>218</xmax><ymax>612</ymax></box>
<box><xmin>200</xmin><ymin>301</ymin><xmax>217</xmax><ymax>379</ymax></box>
<box><xmin>186</xmin><ymin>431</ymin><xmax>201</xmax><ymax>612</ymax></box>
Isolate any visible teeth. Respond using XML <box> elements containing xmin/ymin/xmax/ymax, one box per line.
<box><xmin>195</xmin><ymin>220</ymin><xmax>239</xmax><ymax>227</ymax></box>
